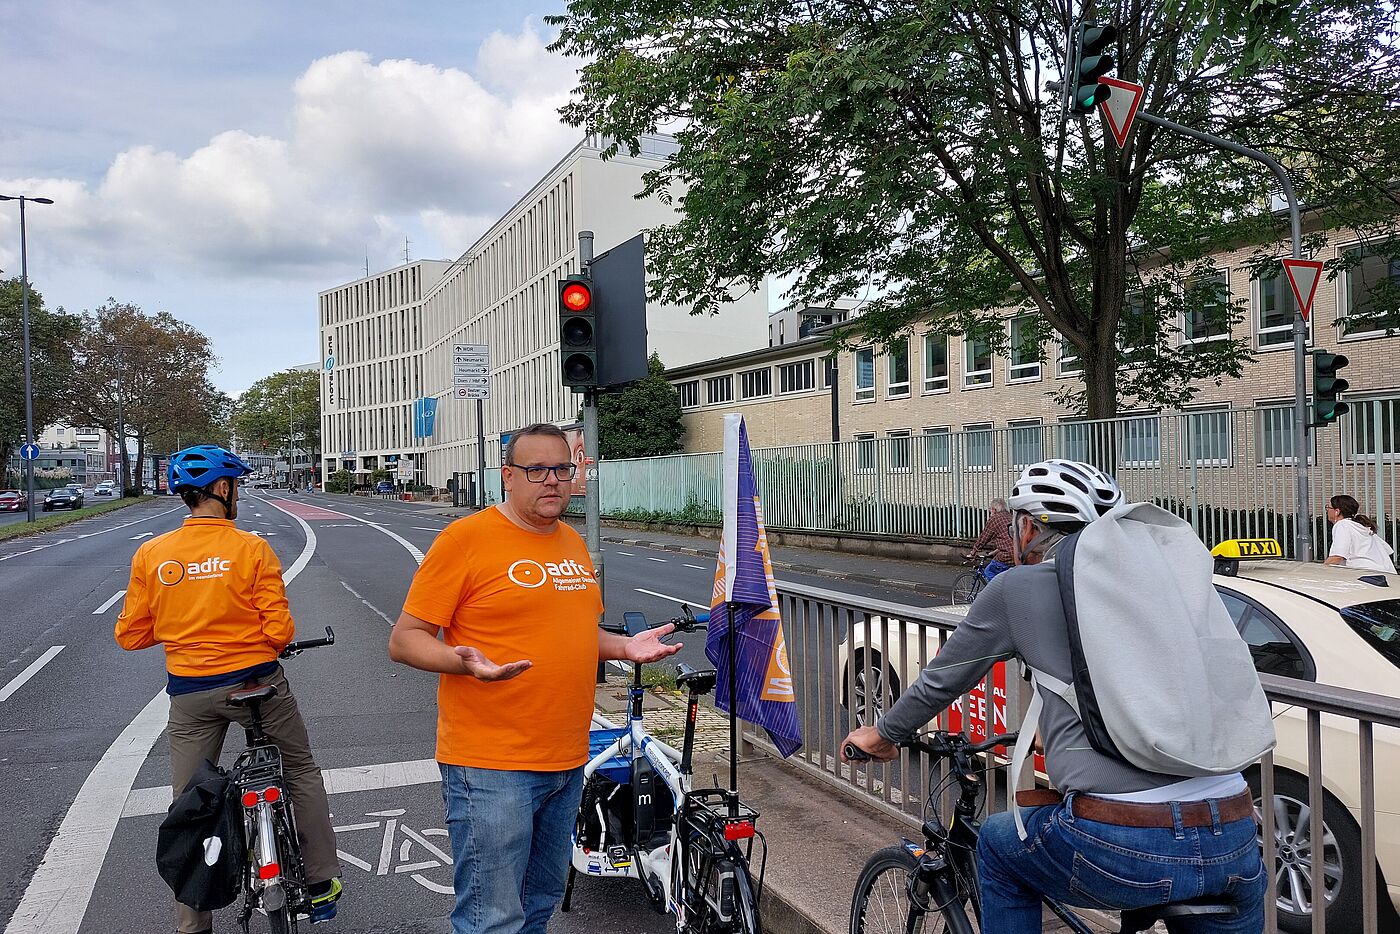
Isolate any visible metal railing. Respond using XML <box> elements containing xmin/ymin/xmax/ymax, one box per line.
<box><xmin>586</xmin><ymin>402</ymin><xmax>1398</xmax><ymax>557</ymax></box>
<box><xmin>748</xmin><ymin>579</ymin><xmax>1400</xmax><ymax>934</ymax></box>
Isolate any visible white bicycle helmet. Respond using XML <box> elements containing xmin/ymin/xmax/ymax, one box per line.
<box><xmin>1007</xmin><ymin>458</ymin><xmax>1123</xmax><ymax>527</ymax></box>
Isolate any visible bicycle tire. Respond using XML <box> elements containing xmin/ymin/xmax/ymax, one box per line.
<box><xmin>950</xmin><ymin>573</ymin><xmax>981</xmax><ymax>606</ymax></box>
<box><xmin>731</xmin><ymin>850</ymin><xmax>761</xmax><ymax>934</ymax></box>
<box><xmin>850</xmin><ymin>845</ymin><xmax>976</xmax><ymax>934</ymax></box>
<box><xmin>267</xmin><ymin>906</ymin><xmax>293</xmax><ymax>934</ymax></box>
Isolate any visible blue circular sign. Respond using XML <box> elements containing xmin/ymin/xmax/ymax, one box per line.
<box><xmin>19</xmin><ymin>443</ymin><xmax>40</xmax><ymax>461</ymax></box>
<box><xmin>324</xmin><ymin>355</ymin><xmax>336</xmax><ymax>371</ymax></box>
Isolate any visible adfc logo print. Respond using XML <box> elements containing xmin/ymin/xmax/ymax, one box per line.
<box><xmin>507</xmin><ymin>560</ymin><xmax>548</xmax><ymax>589</ymax></box>
<box><xmin>157</xmin><ymin>560</ymin><xmax>186</xmax><ymax>586</ymax></box>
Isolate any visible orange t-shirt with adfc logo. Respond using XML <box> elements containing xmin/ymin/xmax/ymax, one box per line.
<box><xmin>403</xmin><ymin>506</ymin><xmax>604</xmax><ymax>770</ymax></box>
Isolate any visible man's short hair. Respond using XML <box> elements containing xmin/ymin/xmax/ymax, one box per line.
<box><xmin>990</xmin><ymin>498</ymin><xmax>1008</xmax><ymax>511</ymax></box>
<box><xmin>504</xmin><ymin>423</ymin><xmax>569</xmax><ymax>464</ymax></box>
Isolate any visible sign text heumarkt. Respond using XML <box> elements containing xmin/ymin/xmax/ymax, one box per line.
<box><xmin>453</xmin><ymin>343</ymin><xmax>489</xmax><ymax>400</ymax></box>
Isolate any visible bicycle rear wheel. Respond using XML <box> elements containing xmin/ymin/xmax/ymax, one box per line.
<box><xmin>850</xmin><ymin>846</ymin><xmax>976</xmax><ymax>934</ymax></box>
<box><xmin>950</xmin><ymin>574</ymin><xmax>981</xmax><ymax>606</ymax></box>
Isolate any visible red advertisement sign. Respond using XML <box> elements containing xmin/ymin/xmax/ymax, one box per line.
<box><xmin>943</xmin><ymin>661</ymin><xmax>1044</xmax><ymax>771</ymax></box>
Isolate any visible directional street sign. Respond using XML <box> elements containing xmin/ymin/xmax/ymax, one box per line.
<box><xmin>19</xmin><ymin>443</ymin><xmax>40</xmax><ymax>461</ymax></box>
<box><xmin>452</xmin><ymin>343</ymin><xmax>490</xmax><ymax>400</ymax></box>
<box><xmin>1097</xmin><ymin>77</ymin><xmax>1145</xmax><ymax>147</ymax></box>
<box><xmin>1282</xmin><ymin>258</ymin><xmax>1325</xmax><ymax>322</ymax></box>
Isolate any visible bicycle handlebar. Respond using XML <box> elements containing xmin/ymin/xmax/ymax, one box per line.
<box><xmin>280</xmin><ymin>626</ymin><xmax>335</xmax><ymax>659</ymax></box>
<box><xmin>844</xmin><ymin>729</ymin><xmax>1019</xmax><ymax>762</ymax></box>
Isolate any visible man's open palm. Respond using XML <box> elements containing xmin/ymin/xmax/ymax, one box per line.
<box><xmin>625</xmin><ymin>624</ymin><xmax>683</xmax><ymax>663</ymax></box>
<box><xmin>454</xmin><ymin>645</ymin><xmax>532</xmax><ymax>681</ymax></box>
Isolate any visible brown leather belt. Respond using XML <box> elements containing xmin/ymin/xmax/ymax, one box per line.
<box><xmin>1014</xmin><ymin>789</ymin><xmax>1254</xmax><ymax>829</ymax></box>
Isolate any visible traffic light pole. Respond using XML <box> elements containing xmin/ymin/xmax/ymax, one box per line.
<box><xmin>1132</xmin><ymin>109</ymin><xmax>1313</xmax><ymax>560</ymax></box>
<box><xmin>578</xmin><ymin>230</ymin><xmax>604</xmax><ymax>597</ymax></box>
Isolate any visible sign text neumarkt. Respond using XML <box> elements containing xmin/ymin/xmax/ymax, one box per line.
<box><xmin>453</xmin><ymin>343</ymin><xmax>490</xmax><ymax>400</ymax></box>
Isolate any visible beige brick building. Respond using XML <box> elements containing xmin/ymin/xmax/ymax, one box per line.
<box><xmin>672</xmin><ymin>220</ymin><xmax>1400</xmax><ymax>468</ymax></box>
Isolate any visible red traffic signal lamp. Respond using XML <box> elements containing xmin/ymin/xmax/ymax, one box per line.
<box><xmin>558</xmin><ymin>274</ymin><xmax>598</xmax><ymax>390</ymax></box>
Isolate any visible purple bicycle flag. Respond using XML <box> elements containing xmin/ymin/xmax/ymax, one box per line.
<box><xmin>707</xmin><ymin>415</ymin><xmax>802</xmax><ymax>757</ymax></box>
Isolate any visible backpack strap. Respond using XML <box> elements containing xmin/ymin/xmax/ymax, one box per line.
<box><xmin>1010</xmin><ymin>667</ymin><xmax>1079</xmax><ymax>839</ymax></box>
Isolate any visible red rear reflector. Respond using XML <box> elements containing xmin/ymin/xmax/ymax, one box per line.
<box><xmin>262</xmin><ymin>786</ymin><xmax>281</xmax><ymax>803</ymax></box>
<box><xmin>258</xmin><ymin>862</ymin><xmax>280</xmax><ymax>880</ymax></box>
<box><xmin>241</xmin><ymin>791</ymin><xmax>259</xmax><ymax>808</ymax></box>
<box><xmin>724</xmin><ymin>820</ymin><xmax>755</xmax><ymax>841</ymax></box>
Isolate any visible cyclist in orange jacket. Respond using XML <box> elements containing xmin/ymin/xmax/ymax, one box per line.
<box><xmin>115</xmin><ymin>445</ymin><xmax>342</xmax><ymax>933</ymax></box>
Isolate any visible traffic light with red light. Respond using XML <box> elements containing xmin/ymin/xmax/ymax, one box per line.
<box><xmin>558</xmin><ymin>274</ymin><xmax>598</xmax><ymax>390</ymax></box>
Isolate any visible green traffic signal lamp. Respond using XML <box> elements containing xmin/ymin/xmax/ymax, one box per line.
<box><xmin>1072</xmin><ymin>22</ymin><xmax>1117</xmax><ymax>113</ymax></box>
<box><xmin>1312</xmin><ymin>350</ymin><xmax>1350</xmax><ymax>426</ymax></box>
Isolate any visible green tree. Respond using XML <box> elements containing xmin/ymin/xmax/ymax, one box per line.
<box><xmin>0</xmin><ymin>277</ymin><xmax>80</xmax><ymax>467</ymax></box>
<box><xmin>66</xmin><ymin>301</ymin><xmax>221</xmax><ymax>495</ymax></box>
<box><xmin>597</xmin><ymin>353</ymin><xmax>686</xmax><ymax>459</ymax></box>
<box><xmin>549</xmin><ymin>0</ymin><xmax>1400</xmax><ymax>418</ymax></box>
<box><xmin>231</xmin><ymin>369</ymin><xmax>320</xmax><ymax>462</ymax></box>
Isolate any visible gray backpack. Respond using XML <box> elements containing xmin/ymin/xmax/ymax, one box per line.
<box><xmin>1010</xmin><ymin>502</ymin><xmax>1275</xmax><ymax>833</ymax></box>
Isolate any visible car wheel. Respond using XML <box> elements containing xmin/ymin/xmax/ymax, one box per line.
<box><xmin>1247</xmin><ymin>768</ymin><xmax>1392</xmax><ymax>934</ymax></box>
<box><xmin>843</xmin><ymin>651</ymin><xmax>900</xmax><ymax>728</ymax></box>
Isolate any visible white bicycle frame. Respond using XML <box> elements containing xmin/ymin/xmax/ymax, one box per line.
<box><xmin>570</xmin><ymin>707</ymin><xmax>692</xmax><ymax>919</ymax></box>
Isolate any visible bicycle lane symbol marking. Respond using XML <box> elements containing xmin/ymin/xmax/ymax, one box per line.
<box><xmin>335</xmin><ymin>809</ymin><xmax>453</xmax><ymax>894</ymax></box>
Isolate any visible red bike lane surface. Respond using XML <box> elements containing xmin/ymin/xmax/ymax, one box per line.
<box><xmin>267</xmin><ymin>499</ymin><xmax>358</xmax><ymax>521</ymax></box>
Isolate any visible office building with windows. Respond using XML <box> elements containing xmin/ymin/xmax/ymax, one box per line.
<box><xmin>319</xmin><ymin>134</ymin><xmax>769</xmax><ymax>488</ymax></box>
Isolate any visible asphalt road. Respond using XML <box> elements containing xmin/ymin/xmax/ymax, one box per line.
<box><xmin>0</xmin><ymin>491</ymin><xmax>923</xmax><ymax>934</ymax></box>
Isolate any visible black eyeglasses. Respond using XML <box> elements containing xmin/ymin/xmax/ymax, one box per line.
<box><xmin>508</xmin><ymin>462</ymin><xmax>578</xmax><ymax>483</ymax></box>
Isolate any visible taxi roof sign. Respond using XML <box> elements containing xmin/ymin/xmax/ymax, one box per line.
<box><xmin>1210</xmin><ymin>538</ymin><xmax>1283</xmax><ymax>559</ymax></box>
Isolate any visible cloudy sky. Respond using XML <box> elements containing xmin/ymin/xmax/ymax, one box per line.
<box><xmin>0</xmin><ymin>0</ymin><xmax>595</xmax><ymax>394</ymax></box>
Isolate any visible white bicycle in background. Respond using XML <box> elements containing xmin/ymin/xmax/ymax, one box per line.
<box><xmin>561</xmin><ymin>606</ymin><xmax>766</xmax><ymax>934</ymax></box>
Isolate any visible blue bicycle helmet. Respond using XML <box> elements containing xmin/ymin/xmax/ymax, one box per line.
<box><xmin>168</xmin><ymin>445</ymin><xmax>252</xmax><ymax>493</ymax></box>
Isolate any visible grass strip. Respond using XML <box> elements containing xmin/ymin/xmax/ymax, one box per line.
<box><xmin>0</xmin><ymin>495</ymin><xmax>160</xmax><ymax>542</ymax></box>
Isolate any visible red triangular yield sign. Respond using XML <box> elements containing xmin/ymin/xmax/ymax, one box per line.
<box><xmin>1097</xmin><ymin>77</ymin><xmax>1144</xmax><ymax>147</ymax></box>
<box><xmin>1282</xmin><ymin>258</ymin><xmax>1324</xmax><ymax>322</ymax></box>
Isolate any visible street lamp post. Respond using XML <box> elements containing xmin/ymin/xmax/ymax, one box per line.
<box><xmin>0</xmin><ymin>194</ymin><xmax>55</xmax><ymax>522</ymax></box>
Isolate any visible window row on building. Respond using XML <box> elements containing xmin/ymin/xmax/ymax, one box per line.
<box><xmin>674</xmin><ymin>355</ymin><xmax>833</xmax><ymax>409</ymax></box>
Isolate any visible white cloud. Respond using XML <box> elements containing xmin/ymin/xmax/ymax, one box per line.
<box><xmin>0</xmin><ymin>20</ymin><xmax>581</xmax><ymax>282</ymax></box>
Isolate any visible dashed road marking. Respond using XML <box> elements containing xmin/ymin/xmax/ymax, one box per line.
<box><xmin>646</xmin><ymin>556</ymin><xmax>667</xmax><ymax>563</ymax></box>
<box><xmin>92</xmin><ymin>591</ymin><xmax>126</xmax><ymax>615</ymax></box>
<box><xmin>0</xmin><ymin>646</ymin><xmax>66</xmax><ymax>703</ymax></box>
<box><xmin>633</xmin><ymin>587</ymin><xmax>708</xmax><ymax>609</ymax></box>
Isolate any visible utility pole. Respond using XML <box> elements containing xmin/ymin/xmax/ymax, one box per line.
<box><xmin>115</xmin><ymin>345</ymin><xmax>129</xmax><ymax>497</ymax></box>
<box><xmin>287</xmin><ymin>383</ymin><xmax>296</xmax><ymax>489</ymax></box>
<box><xmin>0</xmin><ymin>193</ymin><xmax>54</xmax><ymax>521</ymax></box>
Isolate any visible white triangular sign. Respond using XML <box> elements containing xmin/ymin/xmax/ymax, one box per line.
<box><xmin>1282</xmin><ymin>258</ymin><xmax>1324</xmax><ymax>322</ymax></box>
<box><xmin>1097</xmin><ymin>77</ymin><xmax>1144</xmax><ymax>147</ymax></box>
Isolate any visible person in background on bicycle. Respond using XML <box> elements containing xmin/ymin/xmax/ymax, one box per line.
<box><xmin>389</xmin><ymin>422</ymin><xmax>682</xmax><ymax>934</ymax></box>
<box><xmin>842</xmin><ymin>459</ymin><xmax>1265</xmax><ymax>933</ymax></box>
<box><xmin>115</xmin><ymin>445</ymin><xmax>343</xmax><ymax>933</ymax></box>
<box><xmin>966</xmin><ymin>496</ymin><xmax>1013</xmax><ymax>580</ymax></box>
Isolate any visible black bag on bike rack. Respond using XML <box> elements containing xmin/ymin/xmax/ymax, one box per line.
<box><xmin>157</xmin><ymin>758</ymin><xmax>246</xmax><ymax>911</ymax></box>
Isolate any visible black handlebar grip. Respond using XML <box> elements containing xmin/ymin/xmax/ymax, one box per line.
<box><xmin>843</xmin><ymin>742</ymin><xmax>872</xmax><ymax>762</ymax></box>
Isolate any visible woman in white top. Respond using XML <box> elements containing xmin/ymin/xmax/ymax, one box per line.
<box><xmin>1323</xmin><ymin>494</ymin><xmax>1397</xmax><ymax>573</ymax></box>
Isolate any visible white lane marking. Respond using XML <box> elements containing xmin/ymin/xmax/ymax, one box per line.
<box><xmin>0</xmin><ymin>504</ymin><xmax>183</xmax><ymax>563</ymax></box>
<box><xmin>3</xmin><ymin>501</ymin><xmax>319</xmax><ymax>934</ymax></box>
<box><xmin>633</xmin><ymin>587</ymin><xmax>708</xmax><ymax>609</ymax></box>
<box><xmin>129</xmin><ymin>532</ymin><xmax>153</xmax><ymax>541</ymax></box>
<box><xmin>91</xmin><ymin>591</ymin><xmax>127</xmax><ymax>615</ymax></box>
<box><xmin>0</xmin><ymin>646</ymin><xmax>66</xmax><ymax>703</ymax></box>
<box><xmin>120</xmin><ymin>758</ymin><xmax>442</xmax><ymax>818</ymax></box>
<box><xmin>340</xmin><ymin>581</ymin><xmax>395</xmax><ymax>626</ymax></box>
<box><xmin>616</xmin><ymin>551</ymin><xmax>634</xmax><ymax>556</ymax></box>
<box><xmin>410</xmin><ymin>527</ymin><xmax>440</xmax><ymax>532</ymax></box>
<box><xmin>646</xmin><ymin>556</ymin><xmax>667</xmax><ymax>563</ymax></box>
<box><xmin>684</xmin><ymin>564</ymin><xmax>706</xmax><ymax>570</ymax></box>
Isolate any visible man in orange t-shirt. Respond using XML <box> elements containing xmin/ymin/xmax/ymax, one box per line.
<box><xmin>390</xmin><ymin>423</ymin><xmax>680</xmax><ymax>934</ymax></box>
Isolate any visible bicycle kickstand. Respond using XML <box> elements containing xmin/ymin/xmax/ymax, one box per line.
<box><xmin>561</xmin><ymin>865</ymin><xmax>577</xmax><ymax>912</ymax></box>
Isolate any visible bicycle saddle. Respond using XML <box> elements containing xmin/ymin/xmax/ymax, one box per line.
<box><xmin>1120</xmin><ymin>897</ymin><xmax>1236</xmax><ymax>933</ymax></box>
<box><xmin>675</xmin><ymin>663</ymin><xmax>717</xmax><ymax>695</ymax></box>
<box><xmin>228</xmin><ymin>683</ymin><xmax>278</xmax><ymax>706</ymax></box>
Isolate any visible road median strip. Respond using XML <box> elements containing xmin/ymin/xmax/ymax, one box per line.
<box><xmin>0</xmin><ymin>496</ymin><xmax>158</xmax><ymax>543</ymax></box>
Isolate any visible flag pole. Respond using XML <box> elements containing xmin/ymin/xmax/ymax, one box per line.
<box><xmin>727</xmin><ymin>600</ymin><xmax>739</xmax><ymax>816</ymax></box>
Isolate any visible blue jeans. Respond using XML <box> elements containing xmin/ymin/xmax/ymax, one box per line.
<box><xmin>978</xmin><ymin>795</ymin><xmax>1266</xmax><ymax>933</ymax></box>
<box><xmin>982</xmin><ymin>559</ymin><xmax>1011</xmax><ymax>580</ymax></box>
<box><xmin>439</xmin><ymin>764</ymin><xmax>585</xmax><ymax>934</ymax></box>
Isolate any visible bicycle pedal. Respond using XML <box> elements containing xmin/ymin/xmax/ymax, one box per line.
<box><xmin>606</xmin><ymin>845</ymin><xmax>632</xmax><ymax>869</ymax></box>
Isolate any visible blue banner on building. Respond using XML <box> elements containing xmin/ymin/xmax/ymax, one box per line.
<box><xmin>413</xmin><ymin>398</ymin><xmax>438</xmax><ymax>438</ymax></box>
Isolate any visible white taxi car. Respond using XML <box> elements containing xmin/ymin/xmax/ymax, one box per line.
<box><xmin>836</xmin><ymin>539</ymin><xmax>1400</xmax><ymax>932</ymax></box>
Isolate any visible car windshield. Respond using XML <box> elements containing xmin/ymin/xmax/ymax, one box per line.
<box><xmin>0</xmin><ymin>492</ymin><xmax>18</xmax><ymax>500</ymax></box>
<box><xmin>1340</xmin><ymin>599</ymin><xmax>1400</xmax><ymax>672</ymax></box>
